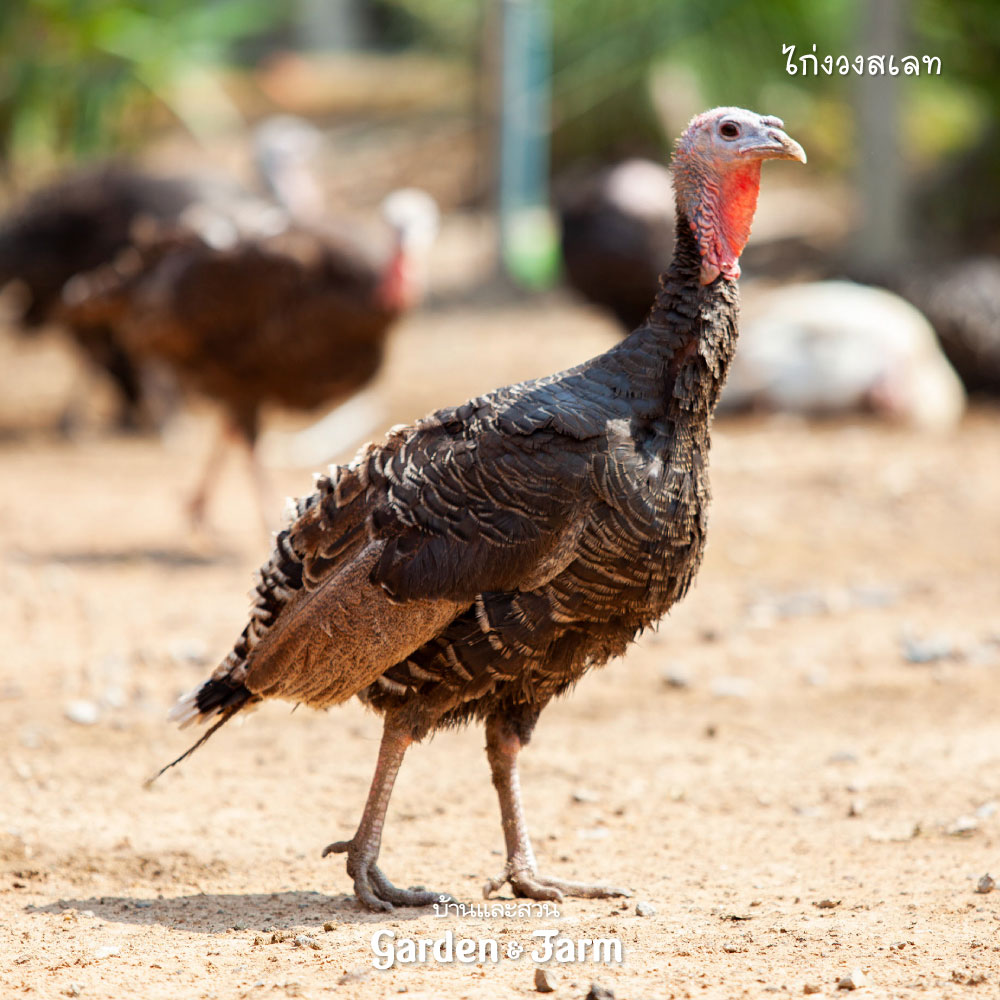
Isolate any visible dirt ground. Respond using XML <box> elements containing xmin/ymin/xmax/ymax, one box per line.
<box><xmin>1</xmin><ymin>294</ymin><xmax>999</xmax><ymax>1000</ymax></box>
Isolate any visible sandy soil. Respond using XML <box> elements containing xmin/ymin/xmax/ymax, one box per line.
<box><xmin>1</xmin><ymin>297</ymin><xmax>999</xmax><ymax>1000</ymax></box>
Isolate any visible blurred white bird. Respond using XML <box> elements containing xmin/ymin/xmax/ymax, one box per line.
<box><xmin>720</xmin><ymin>281</ymin><xmax>966</xmax><ymax>431</ymax></box>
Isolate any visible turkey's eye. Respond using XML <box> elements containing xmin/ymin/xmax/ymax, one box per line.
<box><xmin>719</xmin><ymin>122</ymin><xmax>740</xmax><ymax>139</ymax></box>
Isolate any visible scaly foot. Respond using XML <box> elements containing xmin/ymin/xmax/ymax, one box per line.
<box><xmin>323</xmin><ymin>838</ymin><xmax>452</xmax><ymax>912</ymax></box>
<box><xmin>484</xmin><ymin>862</ymin><xmax>631</xmax><ymax>902</ymax></box>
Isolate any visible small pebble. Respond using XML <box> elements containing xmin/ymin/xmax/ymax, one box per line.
<box><xmin>100</xmin><ymin>685</ymin><xmax>127</xmax><ymax>710</ymax></box>
<box><xmin>975</xmin><ymin>873</ymin><xmax>995</xmax><ymax>894</ymax></box>
<box><xmin>64</xmin><ymin>985</ymin><xmax>82</xmax><ymax>998</ymax></box>
<box><xmin>947</xmin><ymin>816</ymin><xmax>978</xmax><ymax>837</ymax></box>
<box><xmin>635</xmin><ymin>901</ymin><xmax>656</xmax><ymax>917</ymax></box>
<box><xmin>868</xmin><ymin>821</ymin><xmax>920</xmax><ymax>843</ymax></box>
<box><xmin>815</xmin><ymin>898</ymin><xmax>840</xmax><ymax>909</ymax></box>
<box><xmin>836</xmin><ymin>969</ymin><xmax>867</xmax><ymax>991</ymax></box>
<box><xmin>585</xmin><ymin>985</ymin><xmax>615</xmax><ymax>1000</ymax></box>
<box><xmin>64</xmin><ymin>700</ymin><xmax>100</xmax><ymax>726</ymax></box>
<box><xmin>323</xmin><ymin>921</ymin><xmax>335</xmax><ymax>932</ymax></box>
<box><xmin>901</xmin><ymin>631</ymin><xmax>953</xmax><ymax>664</ymax></box>
<box><xmin>774</xmin><ymin>590</ymin><xmax>829</xmax><ymax>618</ymax></box>
<box><xmin>849</xmin><ymin>584</ymin><xmax>897</xmax><ymax>609</ymax></box>
<box><xmin>847</xmin><ymin>799</ymin><xmax>865</xmax><ymax>817</ymax></box>
<box><xmin>93</xmin><ymin>946</ymin><xmax>120</xmax><ymax>959</ymax></box>
<box><xmin>19</xmin><ymin>726</ymin><xmax>43</xmax><ymax>749</ymax></box>
<box><xmin>803</xmin><ymin>985</ymin><xmax>822</xmax><ymax>996</ymax></box>
<box><xmin>957</xmin><ymin>972</ymin><xmax>987</xmax><ymax>986</ymax></box>
<box><xmin>534</xmin><ymin>967</ymin><xmax>557</xmax><ymax>992</ymax></box>
<box><xmin>661</xmin><ymin>665</ymin><xmax>691</xmax><ymax>689</ymax></box>
<box><xmin>572</xmin><ymin>789</ymin><xmax>600</xmax><ymax>804</ymax></box>
<box><xmin>710</xmin><ymin>676</ymin><xmax>753</xmax><ymax>699</ymax></box>
<box><xmin>293</xmin><ymin>934</ymin><xmax>321</xmax><ymax>950</ymax></box>
<box><xmin>337</xmin><ymin>968</ymin><xmax>369</xmax><ymax>984</ymax></box>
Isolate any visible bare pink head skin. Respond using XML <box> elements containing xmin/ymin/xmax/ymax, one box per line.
<box><xmin>672</xmin><ymin>107</ymin><xmax>807</xmax><ymax>286</ymax></box>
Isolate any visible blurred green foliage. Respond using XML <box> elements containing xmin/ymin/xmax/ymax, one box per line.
<box><xmin>2</xmin><ymin>0</ymin><xmax>997</xmax><ymax>235</ymax></box>
<box><xmin>382</xmin><ymin>0</ymin><xmax>849</xmax><ymax>162</ymax></box>
<box><xmin>0</xmin><ymin>0</ymin><xmax>280</xmax><ymax>170</ymax></box>
<box><xmin>385</xmin><ymin>0</ymin><xmax>999</xmax><ymax>171</ymax></box>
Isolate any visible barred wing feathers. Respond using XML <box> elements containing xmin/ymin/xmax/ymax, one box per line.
<box><xmin>173</xmin><ymin>356</ymin><xmax>634</xmax><ymax>726</ymax></box>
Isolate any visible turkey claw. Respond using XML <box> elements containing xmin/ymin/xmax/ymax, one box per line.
<box><xmin>484</xmin><ymin>864</ymin><xmax>631</xmax><ymax>902</ymax></box>
<box><xmin>323</xmin><ymin>838</ymin><xmax>450</xmax><ymax>912</ymax></box>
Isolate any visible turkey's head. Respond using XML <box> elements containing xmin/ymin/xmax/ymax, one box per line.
<box><xmin>672</xmin><ymin>107</ymin><xmax>806</xmax><ymax>286</ymax></box>
<box><xmin>253</xmin><ymin>115</ymin><xmax>325</xmax><ymax>221</ymax></box>
<box><xmin>377</xmin><ymin>189</ymin><xmax>440</xmax><ymax>311</ymax></box>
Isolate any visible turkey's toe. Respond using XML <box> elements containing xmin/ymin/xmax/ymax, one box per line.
<box><xmin>526</xmin><ymin>874</ymin><xmax>631</xmax><ymax>899</ymax></box>
<box><xmin>369</xmin><ymin>865</ymin><xmax>449</xmax><ymax>908</ymax></box>
<box><xmin>507</xmin><ymin>870</ymin><xmax>564</xmax><ymax>902</ymax></box>
<box><xmin>485</xmin><ymin>866</ymin><xmax>631</xmax><ymax>902</ymax></box>
<box><xmin>324</xmin><ymin>839</ymin><xmax>449</xmax><ymax>911</ymax></box>
<box><xmin>352</xmin><ymin>871</ymin><xmax>395</xmax><ymax>912</ymax></box>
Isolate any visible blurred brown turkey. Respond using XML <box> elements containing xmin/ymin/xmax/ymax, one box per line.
<box><xmin>61</xmin><ymin>187</ymin><xmax>439</xmax><ymax>528</ymax></box>
<box><xmin>0</xmin><ymin>116</ymin><xmax>323</xmax><ymax>432</ymax></box>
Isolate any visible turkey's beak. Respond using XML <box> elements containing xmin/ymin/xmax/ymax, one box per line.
<box><xmin>741</xmin><ymin>127</ymin><xmax>807</xmax><ymax>164</ymax></box>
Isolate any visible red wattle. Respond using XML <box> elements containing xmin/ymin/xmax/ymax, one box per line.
<box><xmin>376</xmin><ymin>246</ymin><xmax>411</xmax><ymax>311</ymax></box>
<box><xmin>704</xmin><ymin>160</ymin><xmax>762</xmax><ymax>282</ymax></box>
<box><xmin>677</xmin><ymin>158</ymin><xmax>763</xmax><ymax>284</ymax></box>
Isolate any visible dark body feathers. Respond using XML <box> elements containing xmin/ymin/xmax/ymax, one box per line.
<box><xmin>900</xmin><ymin>257</ymin><xmax>1000</xmax><ymax>395</ymax></box>
<box><xmin>62</xmin><ymin>224</ymin><xmax>401</xmax><ymax>443</ymax></box>
<box><xmin>558</xmin><ymin>162</ymin><xmax>675</xmax><ymax>331</ymax></box>
<box><xmin>181</xmin><ymin>219</ymin><xmax>738</xmax><ymax>738</ymax></box>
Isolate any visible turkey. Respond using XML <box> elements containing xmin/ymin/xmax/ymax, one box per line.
<box><xmin>719</xmin><ymin>281</ymin><xmax>966</xmax><ymax>430</ymax></box>
<box><xmin>154</xmin><ymin>108</ymin><xmax>806</xmax><ymax>910</ymax></box>
<box><xmin>558</xmin><ymin>159</ymin><xmax>676</xmax><ymax>331</ymax></box>
<box><xmin>61</xmin><ymin>188</ymin><xmax>439</xmax><ymax>528</ymax></box>
<box><xmin>0</xmin><ymin>118</ymin><xmax>321</xmax><ymax>431</ymax></box>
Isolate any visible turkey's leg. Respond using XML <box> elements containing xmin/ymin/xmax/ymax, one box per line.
<box><xmin>242</xmin><ymin>440</ymin><xmax>280</xmax><ymax>537</ymax></box>
<box><xmin>186</xmin><ymin>419</ymin><xmax>233</xmax><ymax>528</ymax></box>
<box><xmin>323</xmin><ymin>712</ymin><xmax>450</xmax><ymax>912</ymax></box>
<box><xmin>483</xmin><ymin>715</ymin><xmax>631</xmax><ymax>902</ymax></box>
